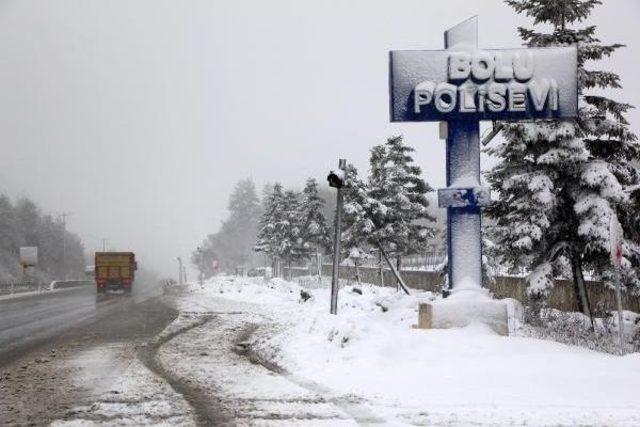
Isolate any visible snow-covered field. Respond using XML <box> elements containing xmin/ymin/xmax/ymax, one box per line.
<box><xmin>170</xmin><ymin>276</ymin><xmax>640</xmax><ymax>426</ymax></box>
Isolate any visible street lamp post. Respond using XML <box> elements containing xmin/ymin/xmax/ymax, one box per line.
<box><xmin>59</xmin><ymin>212</ymin><xmax>72</xmax><ymax>279</ymax></box>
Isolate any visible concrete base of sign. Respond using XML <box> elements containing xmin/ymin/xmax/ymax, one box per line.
<box><xmin>417</xmin><ymin>293</ymin><xmax>509</xmax><ymax>336</ymax></box>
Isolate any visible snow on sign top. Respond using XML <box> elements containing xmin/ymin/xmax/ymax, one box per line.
<box><xmin>389</xmin><ymin>47</ymin><xmax>578</xmax><ymax>122</ymax></box>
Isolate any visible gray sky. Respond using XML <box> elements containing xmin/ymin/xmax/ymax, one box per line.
<box><xmin>0</xmin><ymin>0</ymin><xmax>638</xmax><ymax>278</ymax></box>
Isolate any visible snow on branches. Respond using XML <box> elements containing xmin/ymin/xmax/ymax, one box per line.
<box><xmin>340</xmin><ymin>136</ymin><xmax>435</xmax><ymax>269</ymax></box>
<box><xmin>255</xmin><ymin>180</ymin><xmax>331</xmax><ymax>273</ymax></box>
<box><xmin>487</xmin><ymin>0</ymin><xmax>640</xmax><ymax>306</ymax></box>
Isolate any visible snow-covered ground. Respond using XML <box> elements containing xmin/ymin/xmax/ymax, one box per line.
<box><xmin>52</xmin><ymin>343</ymin><xmax>195</xmax><ymax>426</ymax></box>
<box><xmin>169</xmin><ymin>276</ymin><xmax>640</xmax><ymax>426</ymax></box>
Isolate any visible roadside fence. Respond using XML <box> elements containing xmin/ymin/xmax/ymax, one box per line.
<box><xmin>0</xmin><ymin>282</ymin><xmax>44</xmax><ymax>296</ymax></box>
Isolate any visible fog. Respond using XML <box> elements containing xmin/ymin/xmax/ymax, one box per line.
<box><xmin>0</xmin><ymin>0</ymin><xmax>637</xmax><ymax>278</ymax></box>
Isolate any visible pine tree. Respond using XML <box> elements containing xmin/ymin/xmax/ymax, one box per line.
<box><xmin>194</xmin><ymin>179</ymin><xmax>262</xmax><ymax>276</ymax></box>
<box><xmin>0</xmin><ymin>196</ymin><xmax>86</xmax><ymax>283</ymax></box>
<box><xmin>367</xmin><ymin>136</ymin><xmax>435</xmax><ymax>271</ymax></box>
<box><xmin>0</xmin><ymin>195</ymin><xmax>21</xmax><ymax>281</ymax></box>
<box><xmin>340</xmin><ymin>163</ymin><xmax>375</xmax><ymax>281</ymax></box>
<box><xmin>15</xmin><ymin>198</ymin><xmax>41</xmax><ymax>247</ymax></box>
<box><xmin>255</xmin><ymin>183</ymin><xmax>284</xmax><ymax>257</ymax></box>
<box><xmin>219</xmin><ymin>179</ymin><xmax>262</xmax><ymax>268</ymax></box>
<box><xmin>299</xmin><ymin>178</ymin><xmax>331</xmax><ymax>274</ymax></box>
<box><xmin>487</xmin><ymin>0</ymin><xmax>640</xmax><ymax>316</ymax></box>
<box><xmin>278</xmin><ymin>189</ymin><xmax>305</xmax><ymax>278</ymax></box>
<box><xmin>255</xmin><ymin>183</ymin><xmax>286</xmax><ymax>268</ymax></box>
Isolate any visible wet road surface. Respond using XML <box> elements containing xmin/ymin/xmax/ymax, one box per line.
<box><xmin>0</xmin><ymin>281</ymin><xmax>177</xmax><ymax>426</ymax></box>
<box><xmin>0</xmin><ymin>281</ymin><xmax>166</xmax><ymax>367</ymax></box>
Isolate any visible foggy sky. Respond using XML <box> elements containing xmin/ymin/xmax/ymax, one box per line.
<box><xmin>0</xmin><ymin>0</ymin><xmax>638</xmax><ymax>278</ymax></box>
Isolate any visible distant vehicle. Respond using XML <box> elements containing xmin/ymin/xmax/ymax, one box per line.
<box><xmin>95</xmin><ymin>252</ymin><xmax>137</xmax><ymax>294</ymax></box>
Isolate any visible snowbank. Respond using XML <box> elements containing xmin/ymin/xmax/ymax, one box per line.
<box><xmin>179</xmin><ymin>276</ymin><xmax>640</xmax><ymax>426</ymax></box>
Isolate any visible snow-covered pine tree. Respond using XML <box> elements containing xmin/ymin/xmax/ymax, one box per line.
<box><xmin>487</xmin><ymin>0</ymin><xmax>640</xmax><ymax>316</ymax></box>
<box><xmin>0</xmin><ymin>197</ymin><xmax>86</xmax><ymax>282</ymax></box>
<box><xmin>279</xmin><ymin>189</ymin><xmax>304</xmax><ymax>278</ymax></box>
<box><xmin>340</xmin><ymin>162</ymin><xmax>375</xmax><ymax>282</ymax></box>
<box><xmin>195</xmin><ymin>179</ymin><xmax>262</xmax><ymax>276</ymax></box>
<box><xmin>299</xmin><ymin>178</ymin><xmax>331</xmax><ymax>275</ymax></box>
<box><xmin>220</xmin><ymin>179</ymin><xmax>262</xmax><ymax>268</ymax></box>
<box><xmin>367</xmin><ymin>136</ymin><xmax>435</xmax><ymax>271</ymax></box>
<box><xmin>255</xmin><ymin>183</ymin><xmax>286</xmax><ymax>274</ymax></box>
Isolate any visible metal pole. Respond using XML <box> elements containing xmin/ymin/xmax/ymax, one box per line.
<box><xmin>177</xmin><ymin>257</ymin><xmax>183</xmax><ymax>285</ymax></box>
<box><xmin>330</xmin><ymin>159</ymin><xmax>346</xmax><ymax>315</ymax></box>
<box><xmin>61</xmin><ymin>213</ymin><xmax>68</xmax><ymax>279</ymax></box>
<box><xmin>197</xmin><ymin>247</ymin><xmax>204</xmax><ymax>286</ymax></box>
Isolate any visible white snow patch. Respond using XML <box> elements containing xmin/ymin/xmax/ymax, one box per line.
<box><xmin>54</xmin><ymin>344</ymin><xmax>194</xmax><ymax>426</ymax></box>
<box><xmin>176</xmin><ymin>276</ymin><xmax>640</xmax><ymax>426</ymax></box>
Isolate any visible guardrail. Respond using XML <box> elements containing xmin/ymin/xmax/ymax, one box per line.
<box><xmin>0</xmin><ymin>282</ymin><xmax>43</xmax><ymax>296</ymax></box>
<box><xmin>49</xmin><ymin>280</ymin><xmax>94</xmax><ymax>290</ymax></box>
<box><xmin>0</xmin><ymin>279</ymin><xmax>95</xmax><ymax>296</ymax></box>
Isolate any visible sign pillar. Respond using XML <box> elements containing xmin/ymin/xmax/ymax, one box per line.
<box><xmin>444</xmin><ymin>18</ymin><xmax>483</xmax><ymax>295</ymax></box>
<box><xmin>446</xmin><ymin>121</ymin><xmax>483</xmax><ymax>294</ymax></box>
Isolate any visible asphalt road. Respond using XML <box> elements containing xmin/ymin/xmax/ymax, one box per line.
<box><xmin>0</xmin><ymin>280</ymin><xmax>165</xmax><ymax>367</ymax></box>
<box><xmin>0</xmin><ymin>281</ymin><xmax>178</xmax><ymax>426</ymax></box>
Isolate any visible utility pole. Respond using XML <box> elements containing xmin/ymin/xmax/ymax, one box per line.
<box><xmin>176</xmin><ymin>257</ymin><xmax>184</xmax><ymax>285</ymax></box>
<box><xmin>327</xmin><ymin>159</ymin><xmax>346</xmax><ymax>315</ymax></box>
<box><xmin>59</xmin><ymin>212</ymin><xmax>72</xmax><ymax>279</ymax></box>
<box><xmin>197</xmin><ymin>247</ymin><xmax>204</xmax><ymax>286</ymax></box>
<box><xmin>101</xmin><ymin>238</ymin><xmax>108</xmax><ymax>252</ymax></box>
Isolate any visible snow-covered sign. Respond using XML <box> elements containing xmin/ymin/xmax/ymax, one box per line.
<box><xmin>19</xmin><ymin>246</ymin><xmax>38</xmax><ymax>267</ymax></box>
<box><xmin>389</xmin><ymin>44</ymin><xmax>577</xmax><ymax>122</ymax></box>
<box><xmin>609</xmin><ymin>214</ymin><xmax>624</xmax><ymax>270</ymax></box>
<box><xmin>388</xmin><ymin>17</ymin><xmax>578</xmax><ymax>332</ymax></box>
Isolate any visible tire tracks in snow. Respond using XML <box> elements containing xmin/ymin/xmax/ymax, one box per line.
<box><xmin>137</xmin><ymin>314</ymin><xmax>232</xmax><ymax>426</ymax></box>
<box><xmin>233</xmin><ymin>323</ymin><xmax>387</xmax><ymax>425</ymax></box>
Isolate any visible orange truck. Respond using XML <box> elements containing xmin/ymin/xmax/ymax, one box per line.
<box><xmin>95</xmin><ymin>252</ymin><xmax>137</xmax><ymax>294</ymax></box>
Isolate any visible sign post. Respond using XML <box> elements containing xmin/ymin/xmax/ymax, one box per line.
<box><xmin>390</xmin><ymin>17</ymin><xmax>577</xmax><ymax>334</ymax></box>
<box><xmin>20</xmin><ymin>246</ymin><xmax>38</xmax><ymax>288</ymax></box>
<box><xmin>609</xmin><ymin>214</ymin><xmax>625</xmax><ymax>355</ymax></box>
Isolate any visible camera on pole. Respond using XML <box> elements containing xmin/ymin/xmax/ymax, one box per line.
<box><xmin>327</xmin><ymin>170</ymin><xmax>345</xmax><ymax>189</ymax></box>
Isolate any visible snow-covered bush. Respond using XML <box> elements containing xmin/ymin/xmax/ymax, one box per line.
<box><xmin>521</xmin><ymin>309</ymin><xmax>640</xmax><ymax>354</ymax></box>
